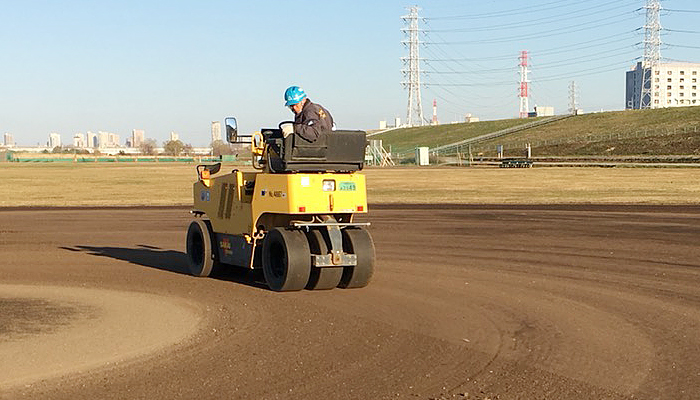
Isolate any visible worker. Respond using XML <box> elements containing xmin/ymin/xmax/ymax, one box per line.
<box><xmin>282</xmin><ymin>86</ymin><xmax>335</xmax><ymax>142</ymax></box>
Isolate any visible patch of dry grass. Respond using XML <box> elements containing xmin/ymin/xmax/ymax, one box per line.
<box><xmin>0</xmin><ymin>164</ymin><xmax>698</xmax><ymax>207</ymax></box>
<box><xmin>0</xmin><ymin>163</ymin><xmax>201</xmax><ymax>207</ymax></box>
<box><xmin>365</xmin><ymin>167</ymin><xmax>700</xmax><ymax>204</ymax></box>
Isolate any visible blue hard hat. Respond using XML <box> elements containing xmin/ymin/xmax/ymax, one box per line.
<box><xmin>284</xmin><ymin>86</ymin><xmax>307</xmax><ymax>106</ymax></box>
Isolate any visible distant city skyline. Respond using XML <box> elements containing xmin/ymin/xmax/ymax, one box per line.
<box><xmin>19</xmin><ymin>129</ymin><xmax>193</xmax><ymax>150</ymax></box>
<box><xmin>3</xmin><ymin>123</ymin><xmax>223</xmax><ymax>147</ymax></box>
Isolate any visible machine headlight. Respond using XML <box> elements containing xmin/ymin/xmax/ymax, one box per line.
<box><xmin>322</xmin><ymin>179</ymin><xmax>336</xmax><ymax>192</ymax></box>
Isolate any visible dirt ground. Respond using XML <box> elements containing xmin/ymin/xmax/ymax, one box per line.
<box><xmin>1</xmin><ymin>205</ymin><xmax>699</xmax><ymax>400</ymax></box>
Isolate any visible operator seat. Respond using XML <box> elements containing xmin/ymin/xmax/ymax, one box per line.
<box><xmin>264</xmin><ymin>130</ymin><xmax>366</xmax><ymax>173</ymax></box>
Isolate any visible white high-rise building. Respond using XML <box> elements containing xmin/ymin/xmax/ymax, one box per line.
<box><xmin>108</xmin><ymin>133</ymin><xmax>120</xmax><ymax>147</ymax></box>
<box><xmin>73</xmin><ymin>133</ymin><xmax>85</xmax><ymax>148</ymax></box>
<box><xmin>3</xmin><ymin>133</ymin><xmax>14</xmax><ymax>147</ymax></box>
<box><xmin>87</xmin><ymin>131</ymin><xmax>98</xmax><ymax>148</ymax></box>
<box><xmin>626</xmin><ymin>62</ymin><xmax>700</xmax><ymax>109</ymax></box>
<box><xmin>211</xmin><ymin>121</ymin><xmax>222</xmax><ymax>143</ymax></box>
<box><xmin>132</xmin><ymin>129</ymin><xmax>144</xmax><ymax>148</ymax></box>
<box><xmin>170</xmin><ymin>131</ymin><xmax>179</xmax><ymax>142</ymax></box>
<box><xmin>98</xmin><ymin>131</ymin><xmax>110</xmax><ymax>148</ymax></box>
<box><xmin>49</xmin><ymin>132</ymin><xmax>61</xmax><ymax>148</ymax></box>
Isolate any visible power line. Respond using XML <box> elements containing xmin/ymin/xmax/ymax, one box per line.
<box><xmin>425</xmin><ymin>15</ymin><xmax>639</xmax><ymax>45</ymax></box>
<box><xmin>424</xmin><ymin>32</ymin><xmax>638</xmax><ymax>63</ymax></box>
<box><xmin>424</xmin><ymin>58</ymin><xmax>640</xmax><ymax>87</ymax></box>
<box><xmin>427</xmin><ymin>46</ymin><xmax>639</xmax><ymax>74</ymax></box>
<box><xmin>425</xmin><ymin>0</ymin><xmax>583</xmax><ymax>20</ymax></box>
<box><xmin>664</xmin><ymin>28</ymin><xmax>700</xmax><ymax>34</ymax></box>
<box><xmin>531</xmin><ymin>48</ymin><xmax>640</xmax><ymax>70</ymax></box>
<box><xmin>537</xmin><ymin>59</ymin><xmax>640</xmax><ymax>82</ymax></box>
<box><xmin>664</xmin><ymin>9</ymin><xmax>700</xmax><ymax>13</ymax></box>
<box><xmin>666</xmin><ymin>43</ymin><xmax>700</xmax><ymax>50</ymax></box>
<box><xmin>428</xmin><ymin>2</ymin><xmax>639</xmax><ymax>33</ymax></box>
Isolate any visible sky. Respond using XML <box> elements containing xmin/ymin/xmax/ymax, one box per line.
<box><xmin>1</xmin><ymin>0</ymin><xmax>699</xmax><ymax>147</ymax></box>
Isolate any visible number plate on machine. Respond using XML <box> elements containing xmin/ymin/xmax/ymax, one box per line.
<box><xmin>339</xmin><ymin>182</ymin><xmax>356</xmax><ymax>191</ymax></box>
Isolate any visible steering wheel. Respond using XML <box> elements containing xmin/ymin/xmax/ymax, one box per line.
<box><xmin>278</xmin><ymin>121</ymin><xmax>295</xmax><ymax>130</ymax></box>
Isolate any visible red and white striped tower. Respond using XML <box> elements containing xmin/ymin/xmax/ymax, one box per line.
<box><xmin>432</xmin><ymin>99</ymin><xmax>438</xmax><ymax>125</ymax></box>
<box><xmin>518</xmin><ymin>50</ymin><xmax>530</xmax><ymax>118</ymax></box>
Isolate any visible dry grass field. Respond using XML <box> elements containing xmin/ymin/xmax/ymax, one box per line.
<box><xmin>1</xmin><ymin>163</ymin><xmax>698</xmax><ymax>206</ymax></box>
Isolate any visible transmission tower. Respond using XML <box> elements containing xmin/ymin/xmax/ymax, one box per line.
<box><xmin>518</xmin><ymin>50</ymin><xmax>530</xmax><ymax>118</ymax></box>
<box><xmin>401</xmin><ymin>6</ymin><xmax>424</xmax><ymax>127</ymax></box>
<box><xmin>641</xmin><ymin>0</ymin><xmax>661</xmax><ymax>109</ymax></box>
<box><xmin>568</xmin><ymin>81</ymin><xmax>578</xmax><ymax>114</ymax></box>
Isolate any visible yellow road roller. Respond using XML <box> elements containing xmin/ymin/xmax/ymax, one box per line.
<box><xmin>186</xmin><ymin>118</ymin><xmax>375</xmax><ymax>291</ymax></box>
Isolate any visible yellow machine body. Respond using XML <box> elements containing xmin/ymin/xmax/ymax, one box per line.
<box><xmin>193</xmin><ymin>171</ymin><xmax>368</xmax><ymax>237</ymax></box>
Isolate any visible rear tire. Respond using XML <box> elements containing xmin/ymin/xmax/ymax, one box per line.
<box><xmin>305</xmin><ymin>230</ymin><xmax>343</xmax><ymax>290</ymax></box>
<box><xmin>339</xmin><ymin>227</ymin><xmax>375</xmax><ymax>289</ymax></box>
<box><xmin>186</xmin><ymin>219</ymin><xmax>219</xmax><ymax>277</ymax></box>
<box><xmin>262</xmin><ymin>228</ymin><xmax>311</xmax><ymax>291</ymax></box>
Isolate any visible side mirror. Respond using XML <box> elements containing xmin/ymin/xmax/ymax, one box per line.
<box><xmin>224</xmin><ymin>116</ymin><xmax>252</xmax><ymax>143</ymax></box>
<box><xmin>225</xmin><ymin>117</ymin><xmax>238</xmax><ymax>143</ymax></box>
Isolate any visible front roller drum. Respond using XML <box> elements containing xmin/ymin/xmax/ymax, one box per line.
<box><xmin>186</xmin><ymin>219</ymin><xmax>220</xmax><ymax>277</ymax></box>
<box><xmin>262</xmin><ymin>228</ymin><xmax>311</xmax><ymax>292</ymax></box>
<box><xmin>339</xmin><ymin>227</ymin><xmax>375</xmax><ymax>289</ymax></box>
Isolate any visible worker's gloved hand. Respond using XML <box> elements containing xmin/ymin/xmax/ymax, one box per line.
<box><xmin>280</xmin><ymin>123</ymin><xmax>294</xmax><ymax>138</ymax></box>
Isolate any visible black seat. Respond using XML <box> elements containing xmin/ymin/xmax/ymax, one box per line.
<box><xmin>264</xmin><ymin>129</ymin><xmax>366</xmax><ymax>173</ymax></box>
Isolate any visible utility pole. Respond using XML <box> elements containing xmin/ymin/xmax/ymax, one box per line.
<box><xmin>568</xmin><ymin>81</ymin><xmax>578</xmax><ymax>114</ymax></box>
<box><xmin>518</xmin><ymin>50</ymin><xmax>530</xmax><ymax>118</ymax></box>
<box><xmin>401</xmin><ymin>6</ymin><xmax>424</xmax><ymax>127</ymax></box>
<box><xmin>641</xmin><ymin>0</ymin><xmax>661</xmax><ymax>109</ymax></box>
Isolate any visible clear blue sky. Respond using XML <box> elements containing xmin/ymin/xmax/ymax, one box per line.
<box><xmin>1</xmin><ymin>0</ymin><xmax>698</xmax><ymax>146</ymax></box>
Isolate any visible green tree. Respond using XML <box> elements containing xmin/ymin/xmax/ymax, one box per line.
<box><xmin>163</xmin><ymin>140</ymin><xmax>185</xmax><ymax>156</ymax></box>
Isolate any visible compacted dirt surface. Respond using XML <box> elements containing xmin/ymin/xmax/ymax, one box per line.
<box><xmin>1</xmin><ymin>205</ymin><xmax>699</xmax><ymax>400</ymax></box>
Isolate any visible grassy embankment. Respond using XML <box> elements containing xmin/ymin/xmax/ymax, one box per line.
<box><xmin>371</xmin><ymin>118</ymin><xmax>546</xmax><ymax>154</ymax></box>
<box><xmin>1</xmin><ymin>163</ymin><xmax>698</xmax><ymax>206</ymax></box>
<box><xmin>374</xmin><ymin>106</ymin><xmax>700</xmax><ymax>157</ymax></box>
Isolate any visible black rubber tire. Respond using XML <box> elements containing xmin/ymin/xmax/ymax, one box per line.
<box><xmin>262</xmin><ymin>228</ymin><xmax>311</xmax><ymax>292</ymax></box>
<box><xmin>186</xmin><ymin>219</ymin><xmax>219</xmax><ymax>277</ymax></box>
<box><xmin>305</xmin><ymin>230</ymin><xmax>343</xmax><ymax>290</ymax></box>
<box><xmin>339</xmin><ymin>227</ymin><xmax>375</xmax><ymax>289</ymax></box>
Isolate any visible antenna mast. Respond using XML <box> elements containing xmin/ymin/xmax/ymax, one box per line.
<box><xmin>518</xmin><ymin>50</ymin><xmax>530</xmax><ymax>118</ymax></box>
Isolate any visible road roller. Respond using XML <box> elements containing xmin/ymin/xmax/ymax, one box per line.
<box><xmin>185</xmin><ymin>117</ymin><xmax>375</xmax><ymax>291</ymax></box>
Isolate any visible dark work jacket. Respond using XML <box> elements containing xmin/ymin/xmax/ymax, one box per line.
<box><xmin>293</xmin><ymin>99</ymin><xmax>334</xmax><ymax>143</ymax></box>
